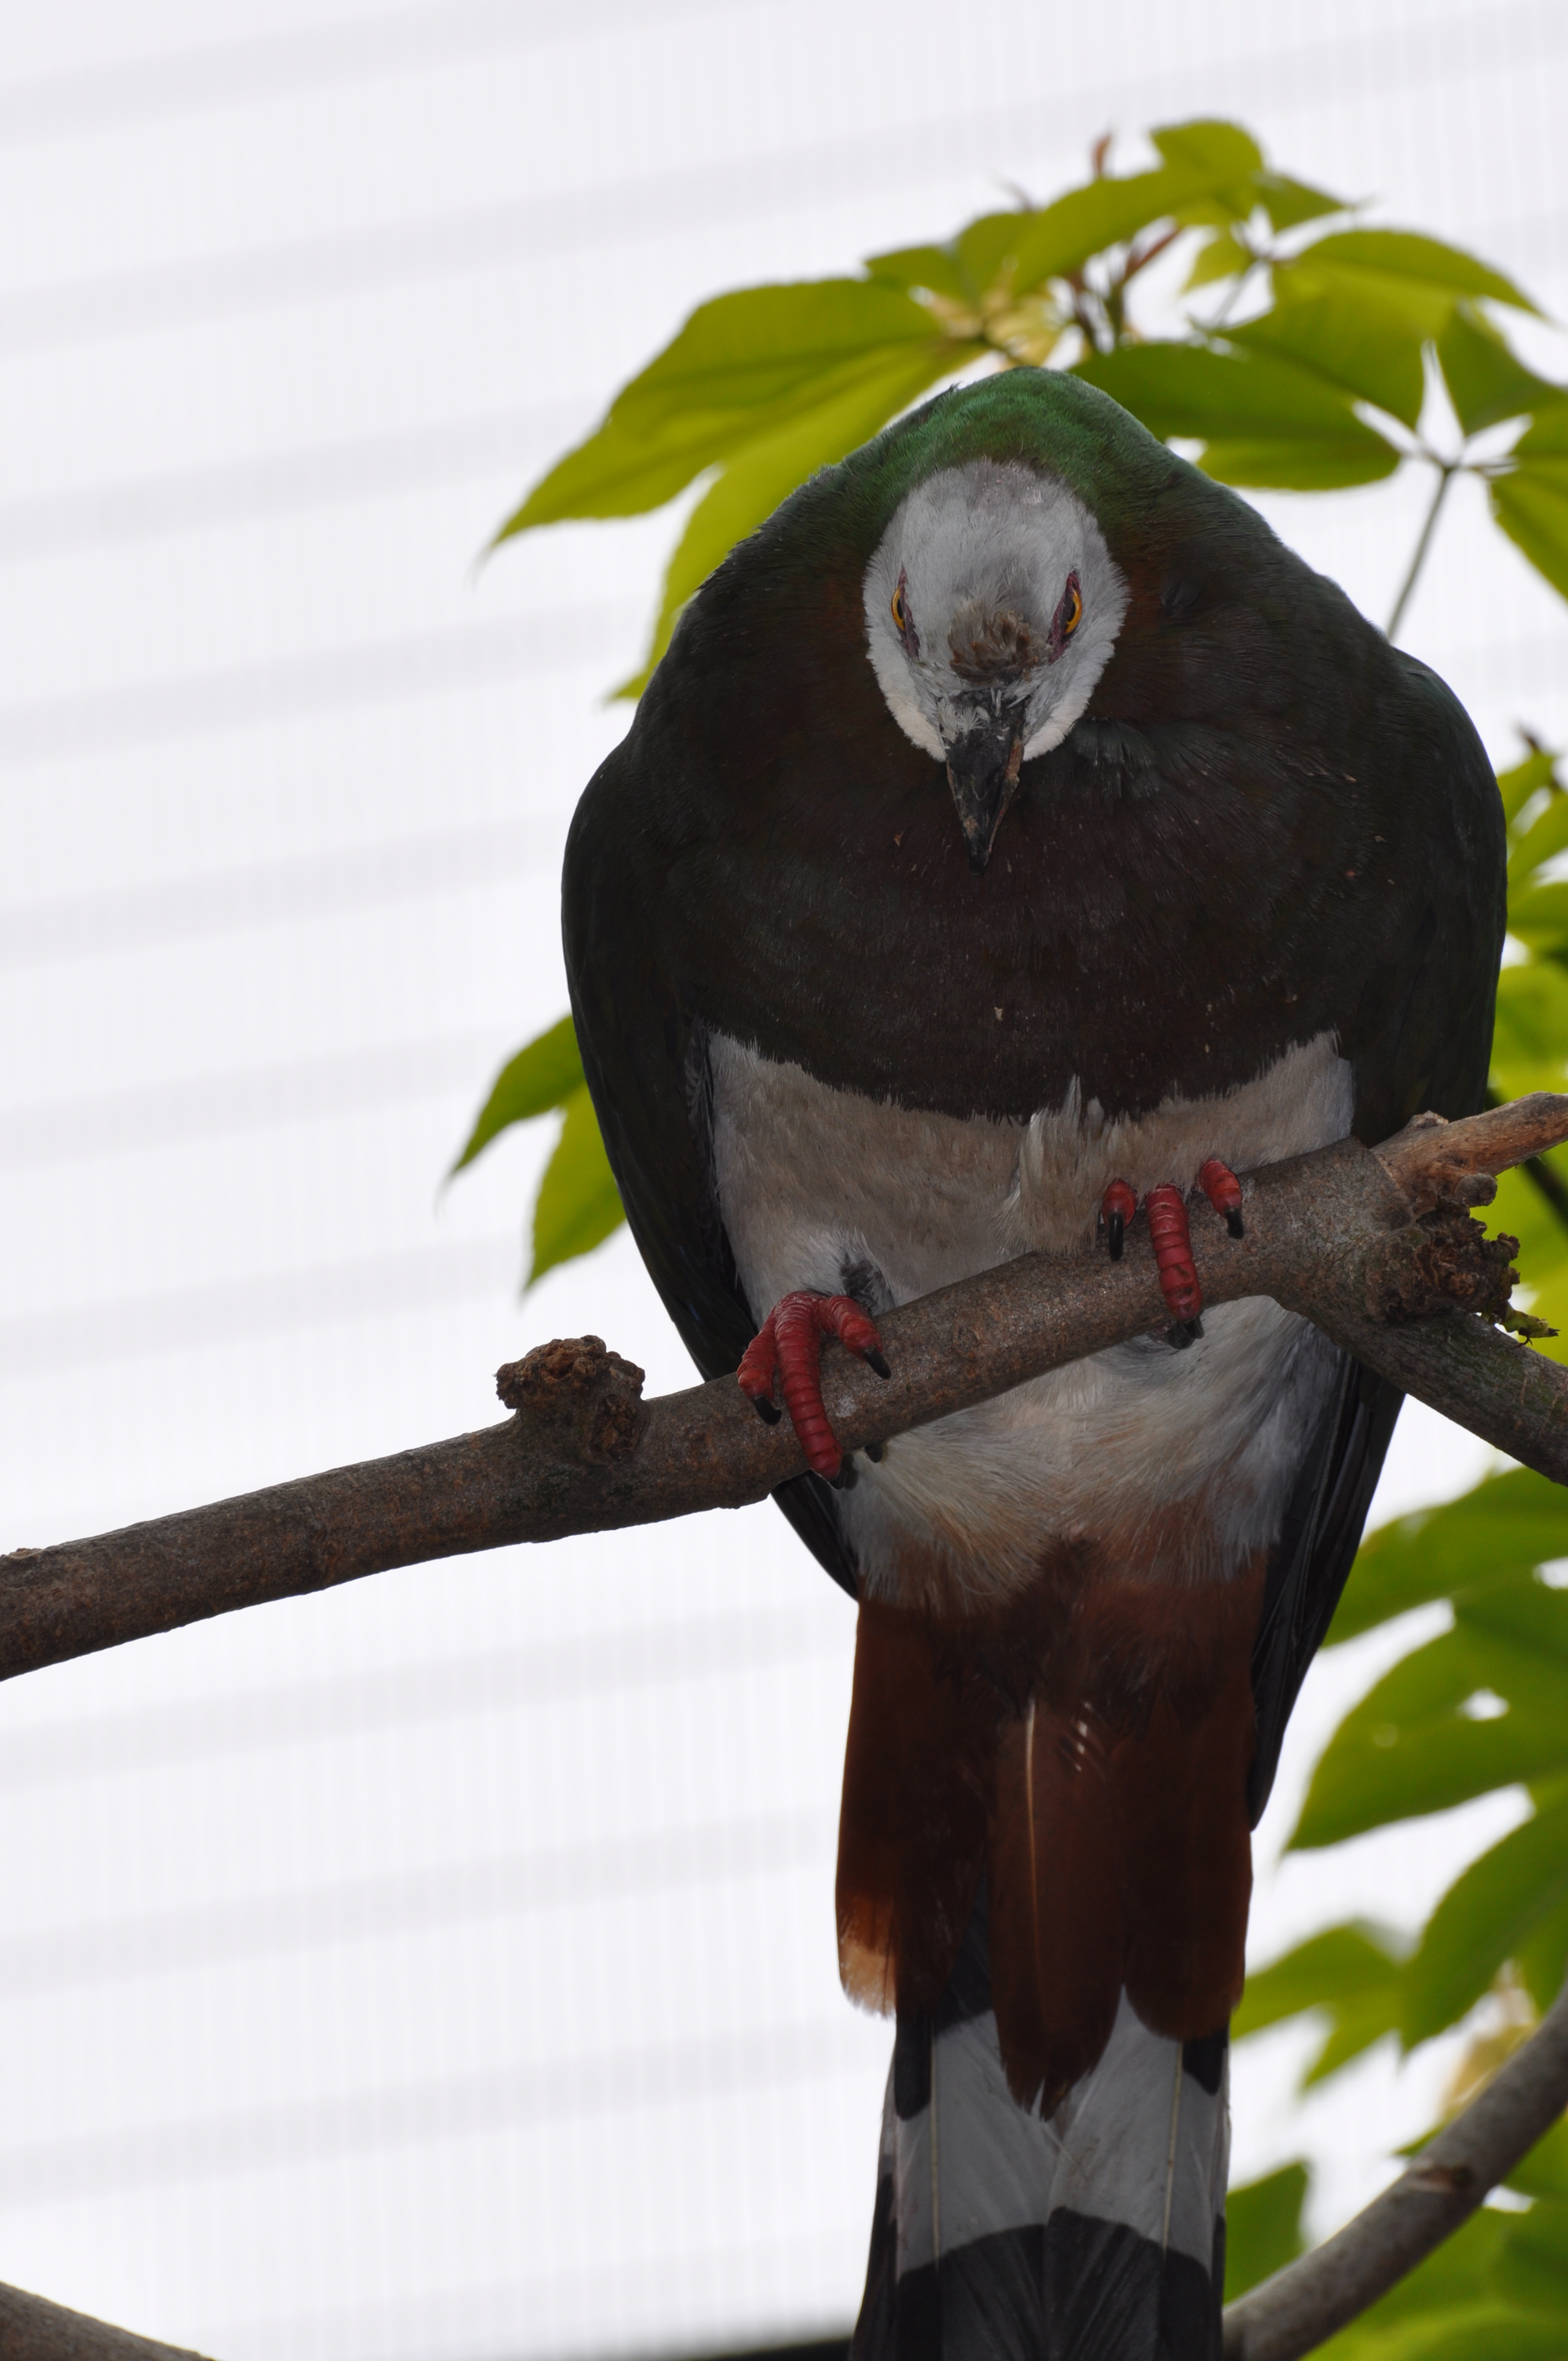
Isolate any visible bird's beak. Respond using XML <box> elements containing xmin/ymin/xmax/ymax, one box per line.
<box><xmin>946</xmin><ymin>717</ymin><xmax>1024</xmax><ymax>873</ymax></box>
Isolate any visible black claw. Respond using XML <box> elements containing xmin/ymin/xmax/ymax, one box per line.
<box><xmin>1107</xmin><ymin>1212</ymin><xmax>1125</xmax><ymax>1261</ymax></box>
<box><xmin>831</xmin><ymin>1455</ymin><xmax>858</xmax><ymax>1490</ymax></box>
<box><xmin>865</xmin><ymin>1439</ymin><xmax>885</xmax><ymax>1462</ymax></box>
<box><xmin>1226</xmin><ymin>1210</ymin><xmax>1245</xmax><ymax>1240</ymax></box>
<box><xmin>749</xmin><ymin>1394</ymin><xmax>782</xmax><ymax>1424</ymax></box>
<box><xmin>865</xmin><ymin>1348</ymin><xmax>892</xmax><ymax>1380</ymax></box>
<box><xmin>1166</xmin><ymin>1319</ymin><xmax>1204</xmax><ymax>1350</ymax></box>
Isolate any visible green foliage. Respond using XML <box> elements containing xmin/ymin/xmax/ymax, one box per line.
<box><xmin>1075</xmin><ymin>342</ymin><xmax>1399</xmax><ymax>489</ymax></box>
<box><xmin>1403</xmin><ymin>1781</ymin><xmax>1568</xmax><ymax>2037</ymax></box>
<box><xmin>1223</xmin><ymin>2161</ymin><xmax>1309</xmax><ymax>2298</ymax></box>
<box><xmin>1233</xmin><ymin>1923</ymin><xmax>1406</xmax><ymax>2086</ymax></box>
<box><xmin>449</xmin><ymin>1016</ymin><xmax>623</xmax><ymax>1286</ymax></box>
<box><xmin>494</xmin><ymin>115</ymin><xmax>1560</xmax><ymax>677</ymax></box>
<box><xmin>450</xmin><ymin>1015</ymin><xmax>584</xmax><ymax>1176</ymax></box>
<box><xmin>528</xmin><ymin>1082</ymin><xmax>624</xmax><ymax>1283</ymax></box>
<box><xmin>466</xmin><ymin>116</ymin><xmax>1568</xmax><ymax>1287</ymax></box>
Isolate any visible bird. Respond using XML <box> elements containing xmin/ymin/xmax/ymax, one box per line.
<box><xmin>562</xmin><ymin>368</ymin><xmax>1505</xmax><ymax>2359</ymax></box>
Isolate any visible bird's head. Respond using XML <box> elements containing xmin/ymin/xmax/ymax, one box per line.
<box><xmin>862</xmin><ymin>456</ymin><xmax>1129</xmax><ymax>871</ymax></box>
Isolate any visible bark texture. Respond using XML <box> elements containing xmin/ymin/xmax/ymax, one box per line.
<box><xmin>0</xmin><ymin>2281</ymin><xmax>213</xmax><ymax>2359</ymax></box>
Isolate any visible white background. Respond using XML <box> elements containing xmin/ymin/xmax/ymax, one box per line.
<box><xmin>0</xmin><ymin>3</ymin><xmax>1562</xmax><ymax>2355</ymax></box>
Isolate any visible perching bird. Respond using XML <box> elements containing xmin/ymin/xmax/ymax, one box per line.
<box><xmin>562</xmin><ymin>369</ymin><xmax>1504</xmax><ymax>2358</ymax></box>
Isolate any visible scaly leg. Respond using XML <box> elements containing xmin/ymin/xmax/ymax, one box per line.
<box><xmin>1099</xmin><ymin>1160</ymin><xmax>1245</xmax><ymax>1343</ymax></box>
<box><xmin>737</xmin><ymin>1290</ymin><xmax>890</xmax><ymax>1483</ymax></box>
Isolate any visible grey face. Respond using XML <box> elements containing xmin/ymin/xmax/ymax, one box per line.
<box><xmin>863</xmin><ymin>456</ymin><xmax>1129</xmax><ymax>870</ymax></box>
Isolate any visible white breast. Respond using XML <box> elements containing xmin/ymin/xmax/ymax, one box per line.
<box><xmin>708</xmin><ymin>1030</ymin><xmax>1352</xmax><ymax>1611</ymax></box>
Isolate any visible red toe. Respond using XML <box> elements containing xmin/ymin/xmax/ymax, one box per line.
<box><xmin>736</xmin><ymin>1290</ymin><xmax>889</xmax><ymax>1479</ymax></box>
<box><xmin>1199</xmin><ymin>1157</ymin><xmax>1245</xmax><ymax>1238</ymax></box>
<box><xmin>1145</xmin><ymin>1184</ymin><xmax>1202</xmax><ymax>1325</ymax></box>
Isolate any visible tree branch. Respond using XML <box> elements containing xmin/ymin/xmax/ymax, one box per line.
<box><xmin>6</xmin><ymin>1098</ymin><xmax>1568</xmax><ymax>1689</ymax></box>
<box><xmin>1223</xmin><ymin>1963</ymin><xmax>1568</xmax><ymax>2358</ymax></box>
<box><xmin>0</xmin><ymin>2278</ymin><xmax>212</xmax><ymax>2359</ymax></box>
<box><xmin>3</xmin><ymin>1098</ymin><xmax>1568</xmax><ymax>2356</ymax></box>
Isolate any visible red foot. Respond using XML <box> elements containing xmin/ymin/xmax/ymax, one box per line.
<box><xmin>1145</xmin><ymin>1185</ymin><xmax>1202</xmax><ymax>1325</ymax></box>
<box><xmin>737</xmin><ymin>1291</ymin><xmax>890</xmax><ymax>1482</ymax></box>
<box><xmin>1103</xmin><ymin>1165</ymin><xmax>1243</xmax><ymax>1334</ymax></box>
<box><xmin>1199</xmin><ymin>1158</ymin><xmax>1245</xmax><ymax>1238</ymax></box>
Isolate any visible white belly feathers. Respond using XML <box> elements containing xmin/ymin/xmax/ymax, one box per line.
<box><xmin>708</xmin><ymin>1030</ymin><xmax>1353</xmax><ymax>1609</ymax></box>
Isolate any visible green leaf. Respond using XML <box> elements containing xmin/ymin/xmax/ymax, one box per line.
<box><xmin>1402</xmin><ymin>1780</ymin><xmax>1568</xmax><ymax>2042</ymax></box>
<box><xmin>619</xmin><ymin>338</ymin><xmax>967</xmax><ymax>690</ymax></box>
<box><xmin>1495</xmin><ymin>2199</ymin><xmax>1568</xmax><ymax>2318</ymax></box>
<box><xmin>1505</xmin><ymin>874</ymin><xmax>1568</xmax><ymax>960</ymax></box>
<box><xmin>449</xmin><ymin>1015</ymin><xmax>584</xmax><ymax>1177</ymax></box>
<box><xmin>1072</xmin><ymin>342</ymin><xmax>1399</xmax><ymax>489</ymax></box>
<box><xmin>1507</xmin><ymin>777</ymin><xmax>1568</xmax><ymax>884</ymax></box>
<box><xmin>493</xmin><ymin>279</ymin><xmax>941</xmax><ymax>539</ymax></box>
<box><xmin>1513</xmin><ymin>402</ymin><xmax>1568</xmax><ymax>458</ymax></box>
<box><xmin>1000</xmin><ymin>173</ymin><xmax>1196</xmax><ymax>292</ymax></box>
<box><xmin>1438</xmin><ymin>305</ymin><xmax>1568</xmax><ymax>437</ymax></box>
<box><xmin>1150</xmin><ymin>119</ymin><xmax>1264</xmax><ymax>182</ymax></box>
<box><xmin>1223</xmin><ymin>2162</ymin><xmax>1308</xmax><ymax>2299</ymax></box>
<box><xmin>1299</xmin><ymin>228</ymin><xmax>1539</xmax><ymax>316</ymax></box>
<box><xmin>1235</xmin><ymin>1922</ymin><xmax>1406</xmax><ymax>2034</ymax></box>
<box><xmin>529</xmin><ymin>1082</ymin><xmax>624</xmax><ymax>1284</ymax></box>
<box><xmin>881</xmin><ymin>127</ymin><xmax>1289</xmax><ymax>317</ymax></box>
<box><xmin>1490</xmin><ymin>1162</ymin><xmax>1568</xmax><ymax>1370</ymax></box>
<box><xmin>1516</xmin><ymin>1882</ymin><xmax>1568</xmax><ymax>2011</ymax></box>
<box><xmin>1293</xmin><ymin>1618</ymin><xmax>1568</xmax><ymax>1849</ymax></box>
<box><xmin>1493</xmin><ymin>961</ymin><xmax>1568</xmax><ymax>1096</ymax></box>
<box><xmin>1234</xmin><ymin>1923</ymin><xmax>1406</xmax><ymax>2082</ymax></box>
<box><xmin>1184</xmin><ymin>227</ymin><xmax>1253</xmax><ymax>293</ymax></box>
<box><xmin>863</xmin><ymin>242</ymin><xmax>977</xmax><ymax>305</ymax></box>
<box><xmin>1250</xmin><ymin>172</ymin><xmax>1347</xmax><ymax>234</ymax></box>
<box><xmin>1507</xmin><ymin>2117</ymin><xmax>1568</xmax><ymax>2202</ymax></box>
<box><xmin>1228</xmin><ymin>270</ymin><xmax>1427</xmax><ymax>426</ymax></box>
<box><xmin>1326</xmin><ymin>2309</ymin><xmax>1568</xmax><ymax>2361</ymax></box>
<box><xmin>1327</xmin><ymin>1468</ymin><xmax>1568</xmax><ymax>1641</ymax></box>
<box><xmin>1492</xmin><ymin>457</ymin><xmax>1568</xmax><ymax>605</ymax></box>
<box><xmin>1499</xmin><ymin>749</ymin><xmax>1561</xmax><ymax>826</ymax></box>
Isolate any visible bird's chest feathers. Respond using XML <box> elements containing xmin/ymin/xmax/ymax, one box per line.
<box><xmin>707</xmin><ymin>1030</ymin><xmax>1351</xmax><ymax>1611</ymax></box>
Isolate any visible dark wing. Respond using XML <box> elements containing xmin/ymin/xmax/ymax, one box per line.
<box><xmin>1247</xmin><ymin>1355</ymin><xmax>1402</xmax><ymax>1823</ymax></box>
<box><xmin>1250</xmin><ymin>649</ymin><xmax>1506</xmax><ymax>1824</ymax></box>
<box><xmin>563</xmin><ymin>741</ymin><xmax>858</xmax><ymax>1599</ymax></box>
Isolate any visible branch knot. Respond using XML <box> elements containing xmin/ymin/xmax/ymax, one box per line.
<box><xmin>1367</xmin><ymin>1213</ymin><xmax>1520</xmax><ymax>1325</ymax></box>
<box><xmin>496</xmin><ymin>1336</ymin><xmax>649</xmax><ymax>1463</ymax></box>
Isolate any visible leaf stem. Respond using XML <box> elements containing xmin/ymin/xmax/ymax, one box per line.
<box><xmin>1387</xmin><ymin>461</ymin><xmax>1457</xmax><ymax>642</ymax></box>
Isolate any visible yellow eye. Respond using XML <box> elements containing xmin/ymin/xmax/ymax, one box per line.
<box><xmin>891</xmin><ymin>583</ymin><xmax>908</xmax><ymax>632</ymax></box>
<box><xmin>1063</xmin><ymin>580</ymin><xmax>1082</xmax><ymax>635</ymax></box>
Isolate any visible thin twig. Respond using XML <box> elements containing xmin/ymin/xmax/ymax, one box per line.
<box><xmin>1223</xmin><ymin>1965</ymin><xmax>1568</xmax><ymax>2359</ymax></box>
<box><xmin>1386</xmin><ymin>460</ymin><xmax>1456</xmax><ymax>642</ymax></box>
